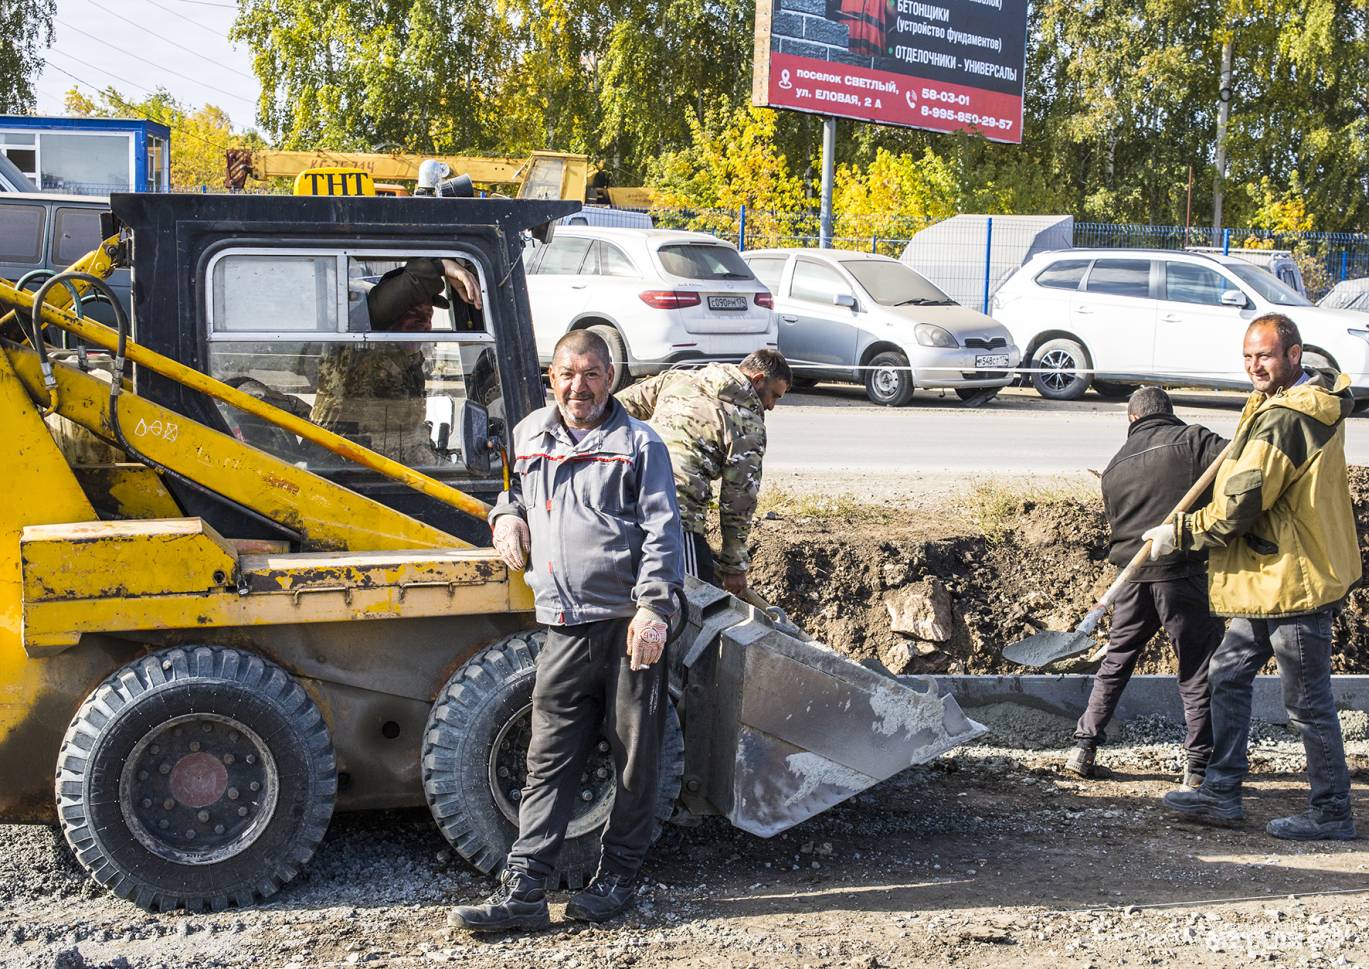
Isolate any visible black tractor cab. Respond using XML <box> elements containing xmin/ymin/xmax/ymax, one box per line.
<box><xmin>110</xmin><ymin>192</ymin><xmax>577</xmax><ymax>545</ymax></box>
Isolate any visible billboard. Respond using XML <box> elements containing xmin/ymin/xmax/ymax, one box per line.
<box><xmin>752</xmin><ymin>0</ymin><xmax>1029</xmax><ymax>143</ymax></box>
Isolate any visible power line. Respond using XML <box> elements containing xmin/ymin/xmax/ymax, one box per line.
<box><xmin>43</xmin><ymin>58</ymin><xmax>236</xmax><ymax>155</ymax></box>
<box><xmin>138</xmin><ymin>0</ymin><xmax>238</xmax><ymax>40</ymax></box>
<box><xmin>161</xmin><ymin>0</ymin><xmax>237</xmax><ymax>7</ymax></box>
<box><xmin>80</xmin><ymin>0</ymin><xmax>255</xmax><ymax>80</ymax></box>
<box><xmin>54</xmin><ymin>17</ymin><xmax>257</xmax><ymax>106</ymax></box>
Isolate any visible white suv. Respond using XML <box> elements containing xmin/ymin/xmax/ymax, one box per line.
<box><xmin>992</xmin><ymin>248</ymin><xmax>1369</xmax><ymax>403</ymax></box>
<box><xmin>524</xmin><ymin>226</ymin><xmax>778</xmax><ymax>390</ymax></box>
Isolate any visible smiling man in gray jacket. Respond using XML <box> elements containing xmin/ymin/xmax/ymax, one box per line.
<box><xmin>450</xmin><ymin>329</ymin><xmax>683</xmax><ymax>932</ymax></box>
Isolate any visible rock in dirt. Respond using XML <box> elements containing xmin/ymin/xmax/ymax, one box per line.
<box><xmin>885</xmin><ymin>578</ymin><xmax>952</xmax><ymax>642</ymax></box>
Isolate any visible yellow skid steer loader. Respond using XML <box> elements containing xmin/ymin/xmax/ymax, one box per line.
<box><xmin>0</xmin><ymin>190</ymin><xmax>982</xmax><ymax>912</ymax></box>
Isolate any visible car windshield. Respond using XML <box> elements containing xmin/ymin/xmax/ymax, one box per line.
<box><xmin>840</xmin><ymin>260</ymin><xmax>953</xmax><ymax>306</ymax></box>
<box><xmin>656</xmin><ymin>243</ymin><xmax>754</xmax><ymax>280</ymax></box>
<box><xmin>1228</xmin><ymin>263</ymin><xmax>1311</xmax><ymax>306</ymax></box>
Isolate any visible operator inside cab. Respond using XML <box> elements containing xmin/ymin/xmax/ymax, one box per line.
<box><xmin>308</xmin><ymin>257</ymin><xmax>488</xmax><ymax>466</ymax></box>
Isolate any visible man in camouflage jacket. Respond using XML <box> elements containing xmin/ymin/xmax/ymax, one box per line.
<box><xmin>617</xmin><ymin>349</ymin><xmax>791</xmax><ymax>596</ymax></box>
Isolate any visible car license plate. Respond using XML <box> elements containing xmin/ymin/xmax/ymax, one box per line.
<box><xmin>707</xmin><ymin>295</ymin><xmax>748</xmax><ymax>311</ymax></box>
<box><xmin>975</xmin><ymin>354</ymin><xmax>1010</xmax><ymax>368</ymax></box>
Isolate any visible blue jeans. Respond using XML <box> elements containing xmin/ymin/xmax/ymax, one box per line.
<box><xmin>1205</xmin><ymin>610</ymin><xmax>1351</xmax><ymax>817</ymax></box>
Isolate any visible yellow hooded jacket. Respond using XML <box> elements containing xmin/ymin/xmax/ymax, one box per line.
<box><xmin>1177</xmin><ymin>369</ymin><xmax>1362</xmax><ymax>618</ymax></box>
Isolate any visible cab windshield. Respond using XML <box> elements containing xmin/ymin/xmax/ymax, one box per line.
<box><xmin>841</xmin><ymin>260</ymin><xmax>954</xmax><ymax>306</ymax></box>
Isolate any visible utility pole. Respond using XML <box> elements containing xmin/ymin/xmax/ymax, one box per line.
<box><xmin>819</xmin><ymin>117</ymin><xmax>835</xmax><ymax>248</ymax></box>
<box><xmin>1212</xmin><ymin>38</ymin><xmax>1233</xmax><ymax>232</ymax></box>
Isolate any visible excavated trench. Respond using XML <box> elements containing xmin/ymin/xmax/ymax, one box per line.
<box><xmin>746</xmin><ymin>468</ymin><xmax>1369</xmax><ymax>677</ymax></box>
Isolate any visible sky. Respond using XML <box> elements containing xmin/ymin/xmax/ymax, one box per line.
<box><xmin>34</xmin><ymin>0</ymin><xmax>264</xmax><ymax>132</ymax></box>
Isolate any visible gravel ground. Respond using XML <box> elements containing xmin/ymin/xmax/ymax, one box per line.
<box><xmin>6</xmin><ymin>711</ymin><xmax>1369</xmax><ymax>969</ymax></box>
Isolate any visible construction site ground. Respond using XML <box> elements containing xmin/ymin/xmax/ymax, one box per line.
<box><xmin>7</xmin><ymin>461</ymin><xmax>1369</xmax><ymax>968</ymax></box>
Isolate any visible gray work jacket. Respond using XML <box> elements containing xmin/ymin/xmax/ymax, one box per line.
<box><xmin>490</xmin><ymin>398</ymin><xmax>684</xmax><ymax>626</ymax></box>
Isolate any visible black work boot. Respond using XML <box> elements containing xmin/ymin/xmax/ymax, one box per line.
<box><xmin>448</xmin><ymin>869</ymin><xmax>549</xmax><ymax>933</ymax></box>
<box><xmin>1266</xmin><ymin>809</ymin><xmax>1357</xmax><ymax>842</ymax></box>
<box><xmin>1161</xmin><ymin>786</ymin><xmax>1243</xmax><ymax>824</ymax></box>
<box><xmin>1063</xmin><ymin>745</ymin><xmax>1096</xmax><ymax>779</ymax></box>
<box><xmin>564</xmin><ymin>870</ymin><xmax>638</xmax><ymax>923</ymax></box>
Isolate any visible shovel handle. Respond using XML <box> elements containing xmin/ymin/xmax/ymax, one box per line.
<box><xmin>1092</xmin><ymin>439</ymin><xmax>1235</xmax><ymax>615</ymax></box>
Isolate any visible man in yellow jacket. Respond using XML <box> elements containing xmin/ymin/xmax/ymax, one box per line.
<box><xmin>1149</xmin><ymin>313</ymin><xmax>1362</xmax><ymax>840</ymax></box>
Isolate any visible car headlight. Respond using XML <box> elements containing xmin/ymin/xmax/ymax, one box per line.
<box><xmin>914</xmin><ymin>323</ymin><xmax>959</xmax><ymax>348</ymax></box>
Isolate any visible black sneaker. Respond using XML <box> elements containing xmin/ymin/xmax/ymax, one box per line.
<box><xmin>1266</xmin><ymin>810</ymin><xmax>1357</xmax><ymax>842</ymax></box>
<box><xmin>1064</xmin><ymin>746</ymin><xmax>1096</xmax><ymax>779</ymax></box>
<box><xmin>1161</xmin><ymin>786</ymin><xmax>1243</xmax><ymax>825</ymax></box>
<box><xmin>447</xmin><ymin>869</ymin><xmax>549</xmax><ymax>933</ymax></box>
<box><xmin>564</xmin><ymin>871</ymin><xmax>638</xmax><ymax>924</ymax></box>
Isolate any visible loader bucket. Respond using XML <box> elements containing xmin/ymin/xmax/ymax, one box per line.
<box><xmin>674</xmin><ymin>579</ymin><xmax>985</xmax><ymax>837</ymax></box>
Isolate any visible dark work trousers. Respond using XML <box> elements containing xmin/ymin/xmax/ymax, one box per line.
<box><xmin>1074</xmin><ymin>574</ymin><xmax>1224</xmax><ymax>771</ymax></box>
<box><xmin>682</xmin><ymin>530</ymin><xmax>717</xmax><ymax>585</ymax></box>
<box><xmin>506</xmin><ymin>616</ymin><xmax>668</xmax><ymax>883</ymax></box>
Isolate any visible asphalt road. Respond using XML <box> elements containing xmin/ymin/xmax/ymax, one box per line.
<box><xmin>765</xmin><ymin>384</ymin><xmax>1369</xmax><ymax>489</ymax></box>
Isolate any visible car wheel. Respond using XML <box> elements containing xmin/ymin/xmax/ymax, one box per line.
<box><xmin>56</xmin><ymin>646</ymin><xmax>337</xmax><ymax>912</ymax></box>
<box><xmin>864</xmin><ymin>351</ymin><xmax>914</xmax><ymax>406</ymax></box>
<box><xmin>1092</xmin><ymin>381</ymin><xmax>1138</xmax><ymax>400</ymax></box>
<box><xmin>1030</xmin><ymin>339</ymin><xmax>1091</xmax><ymax>401</ymax></box>
<box><xmin>421</xmin><ymin>630</ymin><xmax>684</xmax><ymax>889</ymax></box>
<box><xmin>790</xmin><ymin>377</ymin><xmax>818</xmax><ymax>391</ymax></box>
<box><xmin>587</xmin><ymin>324</ymin><xmax>631</xmax><ymax>393</ymax></box>
<box><xmin>1302</xmin><ymin>349</ymin><xmax>1335</xmax><ymax>374</ymax></box>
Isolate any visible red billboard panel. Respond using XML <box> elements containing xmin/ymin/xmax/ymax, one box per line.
<box><xmin>752</xmin><ymin>0</ymin><xmax>1029</xmax><ymax>144</ymax></box>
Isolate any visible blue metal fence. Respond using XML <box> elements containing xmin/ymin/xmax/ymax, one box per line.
<box><xmin>608</xmin><ymin>205</ymin><xmax>1369</xmax><ymax>302</ymax></box>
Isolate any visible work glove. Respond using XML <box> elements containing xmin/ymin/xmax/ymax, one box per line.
<box><xmin>492</xmin><ymin>515</ymin><xmax>530</xmax><ymax>570</ymax></box>
<box><xmin>627</xmin><ymin>607</ymin><xmax>668</xmax><ymax>671</ymax></box>
<box><xmin>1142</xmin><ymin>520</ymin><xmax>1179</xmax><ymax>560</ymax></box>
<box><xmin>719</xmin><ymin>570</ymin><xmax>748</xmax><ymax>597</ymax></box>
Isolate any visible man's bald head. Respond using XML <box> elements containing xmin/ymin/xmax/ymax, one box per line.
<box><xmin>552</xmin><ymin>329</ymin><xmax>612</xmax><ymax>369</ymax></box>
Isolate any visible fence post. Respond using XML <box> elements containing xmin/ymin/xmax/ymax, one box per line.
<box><xmin>982</xmin><ymin>217</ymin><xmax>994</xmax><ymax>315</ymax></box>
<box><xmin>1222</xmin><ymin>227</ymin><xmax>1231</xmax><ymax>256</ymax></box>
<box><xmin>738</xmin><ymin>204</ymin><xmax>747</xmax><ymax>252</ymax></box>
<box><xmin>871</xmin><ymin>233</ymin><xmax>877</xmax><ymax>254</ymax></box>
<box><xmin>1341</xmin><ymin>250</ymin><xmax>1349</xmax><ymax>282</ymax></box>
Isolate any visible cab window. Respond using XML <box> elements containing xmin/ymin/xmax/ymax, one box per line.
<box><xmin>204</xmin><ymin>247</ymin><xmax>501</xmax><ymax>478</ymax></box>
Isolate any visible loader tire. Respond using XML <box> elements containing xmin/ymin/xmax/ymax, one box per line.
<box><xmin>421</xmin><ymin>630</ymin><xmax>684</xmax><ymax>889</ymax></box>
<box><xmin>55</xmin><ymin>646</ymin><xmax>337</xmax><ymax>912</ymax></box>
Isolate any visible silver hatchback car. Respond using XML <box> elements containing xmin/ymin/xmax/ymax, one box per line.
<box><xmin>741</xmin><ymin>249</ymin><xmax>1021</xmax><ymax>405</ymax></box>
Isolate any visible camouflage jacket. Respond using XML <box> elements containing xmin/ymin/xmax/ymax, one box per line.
<box><xmin>617</xmin><ymin>363</ymin><xmax>766</xmax><ymax>574</ymax></box>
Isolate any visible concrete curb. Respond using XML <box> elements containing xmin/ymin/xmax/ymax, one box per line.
<box><xmin>918</xmin><ymin>674</ymin><xmax>1369</xmax><ymax>726</ymax></box>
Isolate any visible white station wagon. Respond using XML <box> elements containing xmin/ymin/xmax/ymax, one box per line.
<box><xmin>992</xmin><ymin>247</ymin><xmax>1369</xmax><ymax>405</ymax></box>
<box><xmin>524</xmin><ymin>226</ymin><xmax>777</xmax><ymax>391</ymax></box>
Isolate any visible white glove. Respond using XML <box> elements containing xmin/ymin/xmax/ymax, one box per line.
<box><xmin>492</xmin><ymin>515</ymin><xmax>530</xmax><ymax>570</ymax></box>
<box><xmin>627</xmin><ymin>607</ymin><xmax>668</xmax><ymax>671</ymax></box>
<box><xmin>1142</xmin><ymin>521</ymin><xmax>1179</xmax><ymax>560</ymax></box>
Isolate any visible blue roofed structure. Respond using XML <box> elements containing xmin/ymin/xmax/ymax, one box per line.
<box><xmin>0</xmin><ymin>115</ymin><xmax>171</xmax><ymax>195</ymax></box>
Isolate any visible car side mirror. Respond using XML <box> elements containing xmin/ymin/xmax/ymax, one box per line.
<box><xmin>1220</xmin><ymin>289</ymin><xmax>1248</xmax><ymax>308</ymax></box>
<box><xmin>833</xmin><ymin>293</ymin><xmax>858</xmax><ymax>310</ymax></box>
<box><xmin>456</xmin><ymin>399</ymin><xmax>492</xmax><ymax>475</ymax></box>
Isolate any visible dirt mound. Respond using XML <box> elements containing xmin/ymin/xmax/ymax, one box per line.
<box><xmin>748</xmin><ymin>468</ymin><xmax>1369</xmax><ymax>675</ymax></box>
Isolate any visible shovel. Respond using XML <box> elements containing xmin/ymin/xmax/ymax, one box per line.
<box><xmin>1001</xmin><ymin>440</ymin><xmax>1234</xmax><ymax>668</ymax></box>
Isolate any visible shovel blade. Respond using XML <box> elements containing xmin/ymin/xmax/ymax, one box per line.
<box><xmin>1002</xmin><ymin>629</ymin><xmax>1095</xmax><ymax>668</ymax></box>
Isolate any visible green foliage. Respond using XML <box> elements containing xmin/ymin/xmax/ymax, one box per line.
<box><xmin>0</xmin><ymin>0</ymin><xmax>54</xmax><ymax>112</ymax></box>
<box><xmin>226</xmin><ymin>0</ymin><xmax>1369</xmax><ymax>231</ymax></box>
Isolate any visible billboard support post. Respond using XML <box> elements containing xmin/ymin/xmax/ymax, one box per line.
<box><xmin>820</xmin><ymin>117</ymin><xmax>835</xmax><ymax>249</ymax></box>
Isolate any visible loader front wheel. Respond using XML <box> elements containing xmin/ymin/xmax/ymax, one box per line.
<box><xmin>422</xmin><ymin>630</ymin><xmax>683</xmax><ymax>889</ymax></box>
<box><xmin>56</xmin><ymin>646</ymin><xmax>337</xmax><ymax>912</ymax></box>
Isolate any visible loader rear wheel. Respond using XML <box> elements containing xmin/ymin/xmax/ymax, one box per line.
<box><xmin>421</xmin><ymin>630</ymin><xmax>683</xmax><ymax>889</ymax></box>
<box><xmin>55</xmin><ymin>646</ymin><xmax>337</xmax><ymax>912</ymax></box>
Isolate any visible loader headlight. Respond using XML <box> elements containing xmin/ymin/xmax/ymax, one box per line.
<box><xmin>914</xmin><ymin>323</ymin><xmax>959</xmax><ymax>349</ymax></box>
